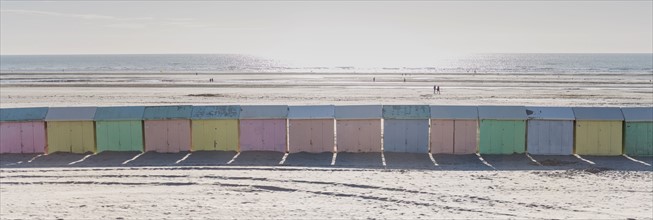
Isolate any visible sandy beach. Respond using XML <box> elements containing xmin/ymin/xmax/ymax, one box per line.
<box><xmin>1</xmin><ymin>72</ymin><xmax>651</xmax><ymax>107</ymax></box>
<box><xmin>1</xmin><ymin>152</ymin><xmax>653</xmax><ymax>219</ymax></box>
<box><xmin>1</xmin><ymin>72</ymin><xmax>652</xmax><ymax>219</ymax></box>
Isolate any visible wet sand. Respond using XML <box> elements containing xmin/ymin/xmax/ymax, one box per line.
<box><xmin>1</xmin><ymin>72</ymin><xmax>651</xmax><ymax>107</ymax></box>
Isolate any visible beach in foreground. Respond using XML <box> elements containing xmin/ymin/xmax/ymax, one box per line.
<box><xmin>1</xmin><ymin>152</ymin><xmax>652</xmax><ymax>219</ymax></box>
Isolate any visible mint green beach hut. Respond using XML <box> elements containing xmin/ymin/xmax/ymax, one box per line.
<box><xmin>478</xmin><ymin>106</ymin><xmax>527</xmax><ymax>154</ymax></box>
<box><xmin>94</xmin><ymin>106</ymin><xmax>145</xmax><ymax>152</ymax></box>
<box><xmin>621</xmin><ymin>107</ymin><xmax>653</xmax><ymax>156</ymax></box>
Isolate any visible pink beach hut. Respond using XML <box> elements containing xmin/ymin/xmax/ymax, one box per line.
<box><xmin>288</xmin><ymin>105</ymin><xmax>335</xmax><ymax>153</ymax></box>
<box><xmin>334</xmin><ymin>105</ymin><xmax>383</xmax><ymax>152</ymax></box>
<box><xmin>430</xmin><ymin>106</ymin><xmax>479</xmax><ymax>154</ymax></box>
<box><xmin>143</xmin><ymin>106</ymin><xmax>192</xmax><ymax>153</ymax></box>
<box><xmin>0</xmin><ymin>107</ymin><xmax>48</xmax><ymax>154</ymax></box>
<box><xmin>239</xmin><ymin>105</ymin><xmax>288</xmax><ymax>152</ymax></box>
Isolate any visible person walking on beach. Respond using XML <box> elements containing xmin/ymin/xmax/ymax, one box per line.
<box><xmin>437</xmin><ymin>86</ymin><xmax>441</xmax><ymax>94</ymax></box>
<box><xmin>433</xmin><ymin>85</ymin><xmax>437</xmax><ymax>94</ymax></box>
<box><xmin>373</xmin><ymin>77</ymin><xmax>376</xmax><ymax>82</ymax></box>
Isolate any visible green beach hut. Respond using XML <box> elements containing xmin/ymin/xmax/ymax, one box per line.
<box><xmin>94</xmin><ymin>106</ymin><xmax>145</xmax><ymax>152</ymax></box>
<box><xmin>621</xmin><ymin>107</ymin><xmax>652</xmax><ymax>156</ymax></box>
<box><xmin>478</xmin><ymin>106</ymin><xmax>527</xmax><ymax>154</ymax></box>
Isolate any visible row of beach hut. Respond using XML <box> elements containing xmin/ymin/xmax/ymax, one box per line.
<box><xmin>0</xmin><ymin>105</ymin><xmax>651</xmax><ymax>156</ymax></box>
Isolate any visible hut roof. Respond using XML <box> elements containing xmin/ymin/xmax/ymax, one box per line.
<box><xmin>45</xmin><ymin>107</ymin><xmax>97</xmax><ymax>121</ymax></box>
<box><xmin>621</xmin><ymin>107</ymin><xmax>653</xmax><ymax>122</ymax></box>
<box><xmin>94</xmin><ymin>106</ymin><xmax>145</xmax><ymax>121</ymax></box>
<box><xmin>572</xmin><ymin>107</ymin><xmax>624</xmax><ymax>121</ymax></box>
<box><xmin>478</xmin><ymin>106</ymin><xmax>527</xmax><ymax>120</ymax></box>
<box><xmin>382</xmin><ymin>105</ymin><xmax>430</xmax><ymax>119</ymax></box>
<box><xmin>143</xmin><ymin>106</ymin><xmax>192</xmax><ymax>120</ymax></box>
<box><xmin>334</xmin><ymin>105</ymin><xmax>382</xmax><ymax>119</ymax></box>
<box><xmin>240</xmin><ymin>105</ymin><xmax>288</xmax><ymax>119</ymax></box>
<box><xmin>191</xmin><ymin>105</ymin><xmax>240</xmax><ymax>119</ymax></box>
<box><xmin>288</xmin><ymin>105</ymin><xmax>335</xmax><ymax>119</ymax></box>
<box><xmin>429</xmin><ymin>106</ymin><xmax>478</xmax><ymax>120</ymax></box>
<box><xmin>0</xmin><ymin>107</ymin><xmax>49</xmax><ymax>122</ymax></box>
<box><xmin>525</xmin><ymin>106</ymin><xmax>575</xmax><ymax>120</ymax></box>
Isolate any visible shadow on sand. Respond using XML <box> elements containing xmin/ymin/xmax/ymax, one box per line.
<box><xmin>229</xmin><ymin>151</ymin><xmax>285</xmax><ymax>166</ymax></box>
<box><xmin>282</xmin><ymin>152</ymin><xmax>333</xmax><ymax>167</ymax></box>
<box><xmin>384</xmin><ymin>152</ymin><xmax>435</xmax><ymax>170</ymax></box>
<box><xmin>0</xmin><ymin>151</ymin><xmax>650</xmax><ymax>171</ymax></box>
<box><xmin>334</xmin><ymin>152</ymin><xmax>384</xmax><ymax>168</ymax></box>
<box><xmin>433</xmin><ymin>154</ymin><xmax>494</xmax><ymax>171</ymax></box>
<box><xmin>178</xmin><ymin>151</ymin><xmax>237</xmax><ymax>166</ymax></box>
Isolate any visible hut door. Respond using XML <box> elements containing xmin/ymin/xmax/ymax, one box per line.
<box><xmin>261</xmin><ymin>119</ymin><xmax>286</xmax><ymax>152</ymax></box>
<box><xmin>166</xmin><ymin>120</ymin><xmax>190</xmax><ymax>153</ymax></box>
<box><xmin>384</xmin><ymin>120</ymin><xmax>406</xmax><ymax>152</ymax></box>
<box><xmin>70</xmin><ymin>122</ymin><xmax>84</xmax><ymax>153</ymax></box>
<box><xmin>213</xmin><ymin>121</ymin><xmax>221</xmax><ymax>151</ymax></box>
<box><xmin>453</xmin><ymin>120</ymin><xmax>477</xmax><ymax>154</ymax></box>
<box><xmin>405</xmin><ymin>120</ymin><xmax>428</xmax><ymax>153</ymax></box>
<box><xmin>431</xmin><ymin>120</ymin><xmax>454</xmax><ymax>154</ymax></box>
<box><xmin>313</xmin><ymin>119</ymin><xmax>334</xmax><ymax>153</ymax></box>
<box><xmin>19</xmin><ymin>123</ymin><xmax>32</xmax><ymax>153</ymax></box>
<box><xmin>0</xmin><ymin>123</ymin><xmax>21</xmax><ymax>153</ymax></box>
<box><xmin>166</xmin><ymin>120</ymin><xmax>176</xmax><ymax>152</ymax></box>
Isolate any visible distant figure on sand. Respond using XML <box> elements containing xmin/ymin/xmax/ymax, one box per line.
<box><xmin>433</xmin><ymin>85</ymin><xmax>437</xmax><ymax>94</ymax></box>
<box><xmin>437</xmin><ymin>86</ymin><xmax>441</xmax><ymax>94</ymax></box>
<box><xmin>403</xmin><ymin>78</ymin><xmax>406</xmax><ymax>83</ymax></box>
<box><xmin>373</xmin><ymin>77</ymin><xmax>375</xmax><ymax>82</ymax></box>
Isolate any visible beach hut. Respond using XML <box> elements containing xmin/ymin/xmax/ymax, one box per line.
<box><xmin>0</xmin><ymin>107</ymin><xmax>48</xmax><ymax>154</ymax></box>
<box><xmin>239</xmin><ymin>105</ymin><xmax>288</xmax><ymax>152</ymax></box>
<box><xmin>572</xmin><ymin>107</ymin><xmax>624</xmax><ymax>156</ymax></box>
<box><xmin>525</xmin><ymin>106</ymin><xmax>575</xmax><ymax>155</ymax></box>
<box><xmin>288</xmin><ymin>105</ymin><xmax>335</xmax><ymax>153</ymax></box>
<box><xmin>94</xmin><ymin>106</ymin><xmax>145</xmax><ymax>152</ymax></box>
<box><xmin>478</xmin><ymin>106</ymin><xmax>527</xmax><ymax>154</ymax></box>
<box><xmin>45</xmin><ymin>107</ymin><xmax>97</xmax><ymax>154</ymax></box>
<box><xmin>429</xmin><ymin>106</ymin><xmax>478</xmax><ymax>154</ymax></box>
<box><xmin>382</xmin><ymin>105</ymin><xmax>430</xmax><ymax>153</ymax></box>
<box><xmin>334</xmin><ymin>105</ymin><xmax>383</xmax><ymax>152</ymax></box>
<box><xmin>143</xmin><ymin>106</ymin><xmax>192</xmax><ymax>153</ymax></box>
<box><xmin>191</xmin><ymin>105</ymin><xmax>240</xmax><ymax>152</ymax></box>
<box><xmin>621</xmin><ymin>107</ymin><xmax>653</xmax><ymax>156</ymax></box>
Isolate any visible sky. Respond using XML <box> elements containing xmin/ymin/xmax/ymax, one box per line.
<box><xmin>1</xmin><ymin>1</ymin><xmax>652</xmax><ymax>64</ymax></box>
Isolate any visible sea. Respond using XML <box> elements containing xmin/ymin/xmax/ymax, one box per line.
<box><xmin>0</xmin><ymin>53</ymin><xmax>651</xmax><ymax>74</ymax></box>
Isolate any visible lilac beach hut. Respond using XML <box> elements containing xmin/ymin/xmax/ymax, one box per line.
<box><xmin>239</xmin><ymin>105</ymin><xmax>288</xmax><ymax>152</ymax></box>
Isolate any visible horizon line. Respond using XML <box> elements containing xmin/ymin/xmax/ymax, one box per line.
<box><xmin>2</xmin><ymin>52</ymin><xmax>652</xmax><ymax>56</ymax></box>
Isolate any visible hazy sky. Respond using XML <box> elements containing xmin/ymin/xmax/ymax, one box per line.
<box><xmin>1</xmin><ymin>1</ymin><xmax>651</xmax><ymax>64</ymax></box>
